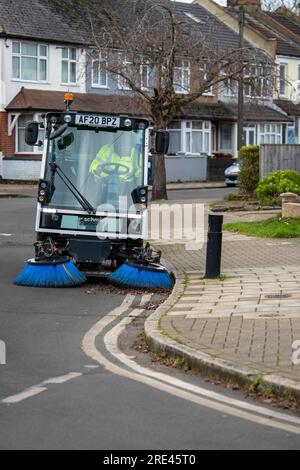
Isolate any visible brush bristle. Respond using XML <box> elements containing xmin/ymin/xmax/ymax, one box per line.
<box><xmin>109</xmin><ymin>263</ymin><xmax>173</xmax><ymax>290</ymax></box>
<box><xmin>15</xmin><ymin>260</ymin><xmax>87</xmax><ymax>288</ymax></box>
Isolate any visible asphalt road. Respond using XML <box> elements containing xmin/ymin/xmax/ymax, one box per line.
<box><xmin>0</xmin><ymin>193</ymin><xmax>299</xmax><ymax>450</ymax></box>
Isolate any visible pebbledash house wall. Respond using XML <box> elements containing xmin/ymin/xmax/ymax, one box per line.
<box><xmin>0</xmin><ymin>39</ymin><xmax>86</xmax><ymax>180</ymax></box>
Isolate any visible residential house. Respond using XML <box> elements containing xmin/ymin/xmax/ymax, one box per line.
<box><xmin>0</xmin><ymin>0</ymin><xmax>91</xmax><ymax>179</ymax></box>
<box><xmin>0</xmin><ymin>0</ymin><xmax>294</xmax><ymax>182</ymax></box>
<box><xmin>200</xmin><ymin>0</ymin><xmax>300</xmax><ymax>146</ymax></box>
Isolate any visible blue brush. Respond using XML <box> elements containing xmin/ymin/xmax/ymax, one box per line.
<box><xmin>15</xmin><ymin>257</ymin><xmax>87</xmax><ymax>288</ymax></box>
<box><xmin>109</xmin><ymin>261</ymin><xmax>173</xmax><ymax>290</ymax></box>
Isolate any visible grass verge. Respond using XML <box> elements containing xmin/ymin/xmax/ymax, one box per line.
<box><xmin>224</xmin><ymin>216</ymin><xmax>300</xmax><ymax>238</ymax></box>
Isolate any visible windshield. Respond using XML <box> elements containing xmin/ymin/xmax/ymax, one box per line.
<box><xmin>45</xmin><ymin>127</ymin><xmax>145</xmax><ymax>211</ymax></box>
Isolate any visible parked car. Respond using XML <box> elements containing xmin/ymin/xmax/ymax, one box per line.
<box><xmin>225</xmin><ymin>161</ymin><xmax>240</xmax><ymax>187</ymax></box>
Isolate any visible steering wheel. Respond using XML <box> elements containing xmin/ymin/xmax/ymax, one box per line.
<box><xmin>95</xmin><ymin>162</ymin><xmax>131</xmax><ymax>177</ymax></box>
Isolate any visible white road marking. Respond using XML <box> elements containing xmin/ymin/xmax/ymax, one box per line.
<box><xmin>2</xmin><ymin>387</ymin><xmax>47</xmax><ymax>404</ymax></box>
<box><xmin>82</xmin><ymin>295</ymin><xmax>300</xmax><ymax>436</ymax></box>
<box><xmin>0</xmin><ymin>234</ymin><xmax>12</xmax><ymax>237</ymax></box>
<box><xmin>43</xmin><ymin>372</ymin><xmax>82</xmax><ymax>385</ymax></box>
<box><xmin>1</xmin><ymin>372</ymin><xmax>83</xmax><ymax>405</ymax></box>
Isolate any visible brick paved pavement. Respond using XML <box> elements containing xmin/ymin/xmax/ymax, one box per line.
<box><xmin>150</xmin><ymin>209</ymin><xmax>300</xmax><ymax>386</ymax></box>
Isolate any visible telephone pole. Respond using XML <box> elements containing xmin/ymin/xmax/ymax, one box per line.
<box><xmin>237</xmin><ymin>6</ymin><xmax>245</xmax><ymax>152</ymax></box>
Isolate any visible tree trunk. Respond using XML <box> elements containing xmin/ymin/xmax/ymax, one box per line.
<box><xmin>151</xmin><ymin>152</ymin><xmax>168</xmax><ymax>200</ymax></box>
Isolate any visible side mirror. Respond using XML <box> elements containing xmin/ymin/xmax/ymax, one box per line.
<box><xmin>155</xmin><ymin>130</ymin><xmax>170</xmax><ymax>154</ymax></box>
<box><xmin>25</xmin><ymin>122</ymin><xmax>39</xmax><ymax>146</ymax></box>
<box><xmin>57</xmin><ymin>132</ymin><xmax>74</xmax><ymax>150</ymax></box>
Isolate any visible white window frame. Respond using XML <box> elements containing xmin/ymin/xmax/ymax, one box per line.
<box><xmin>61</xmin><ymin>47</ymin><xmax>77</xmax><ymax>85</ymax></box>
<box><xmin>174</xmin><ymin>60</ymin><xmax>190</xmax><ymax>94</ymax></box>
<box><xmin>140</xmin><ymin>60</ymin><xmax>151</xmax><ymax>91</ymax></box>
<box><xmin>259</xmin><ymin>123</ymin><xmax>282</xmax><ymax>144</ymax></box>
<box><xmin>279</xmin><ymin>63</ymin><xmax>287</xmax><ymax>97</ymax></box>
<box><xmin>167</xmin><ymin>120</ymin><xmax>211</xmax><ymax>155</ymax></box>
<box><xmin>200</xmin><ymin>63</ymin><xmax>213</xmax><ymax>96</ymax></box>
<box><xmin>15</xmin><ymin>113</ymin><xmax>44</xmax><ymax>155</ymax></box>
<box><xmin>92</xmin><ymin>52</ymin><xmax>108</xmax><ymax>88</ymax></box>
<box><xmin>118</xmin><ymin>55</ymin><xmax>132</xmax><ymax>91</ymax></box>
<box><xmin>12</xmin><ymin>41</ymin><xmax>48</xmax><ymax>83</ymax></box>
<box><xmin>219</xmin><ymin>123</ymin><xmax>234</xmax><ymax>151</ymax></box>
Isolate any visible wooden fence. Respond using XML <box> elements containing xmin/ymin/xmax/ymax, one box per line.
<box><xmin>260</xmin><ymin>145</ymin><xmax>300</xmax><ymax>179</ymax></box>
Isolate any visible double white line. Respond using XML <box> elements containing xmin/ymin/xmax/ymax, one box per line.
<box><xmin>83</xmin><ymin>294</ymin><xmax>300</xmax><ymax>436</ymax></box>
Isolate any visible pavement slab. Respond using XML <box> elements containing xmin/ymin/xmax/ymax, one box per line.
<box><xmin>147</xmin><ymin>209</ymin><xmax>300</xmax><ymax>399</ymax></box>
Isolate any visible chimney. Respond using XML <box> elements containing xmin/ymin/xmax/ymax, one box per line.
<box><xmin>227</xmin><ymin>0</ymin><xmax>261</xmax><ymax>9</ymax></box>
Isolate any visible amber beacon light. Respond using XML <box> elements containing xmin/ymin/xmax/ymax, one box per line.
<box><xmin>64</xmin><ymin>92</ymin><xmax>74</xmax><ymax>110</ymax></box>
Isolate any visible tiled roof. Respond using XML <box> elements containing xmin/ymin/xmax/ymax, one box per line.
<box><xmin>228</xmin><ymin>7</ymin><xmax>300</xmax><ymax>57</ymax></box>
<box><xmin>275</xmin><ymin>99</ymin><xmax>300</xmax><ymax>117</ymax></box>
<box><xmin>6</xmin><ymin>88</ymin><xmax>151</xmax><ymax>116</ymax></box>
<box><xmin>0</xmin><ymin>0</ymin><xmax>263</xmax><ymax>56</ymax></box>
<box><xmin>173</xmin><ymin>1</ymin><xmax>253</xmax><ymax>52</ymax></box>
<box><xmin>180</xmin><ymin>101</ymin><xmax>235</xmax><ymax>121</ymax></box>
<box><xmin>268</xmin><ymin>11</ymin><xmax>300</xmax><ymax>40</ymax></box>
<box><xmin>6</xmin><ymin>88</ymin><xmax>292</xmax><ymax>123</ymax></box>
<box><xmin>0</xmin><ymin>0</ymin><xmax>92</xmax><ymax>45</ymax></box>
<box><xmin>223</xmin><ymin>101</ymin><xmax>292</xmax><ymax>122</ymax></box>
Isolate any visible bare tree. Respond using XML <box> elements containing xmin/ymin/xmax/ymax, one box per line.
<box><xmin>262</xmin><ymin>0</ymin><xmax>300</xmax><ymax>12</ymax></box>
<box><xmin>75</xmin><ymin>0</ymin><xmax>274</xmax><ymax>200</ymax></box>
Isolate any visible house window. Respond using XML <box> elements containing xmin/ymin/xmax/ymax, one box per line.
<box><xmin>200</xmin><ymin>63</ymin><xmax>213</xmax><ymax>96</ymax></box>
<box><xmin>259</xmin><ymin>123</ymin><xmax>282</xmax><ymax>144</ymax></box>
<box><xmin>16</xmin><ymin>114</ymin><xmax>44</xmax><ymax>153</ymax></box>
<box><xmin>62</xmin><ymin>47</ymin><xmax>77</xmax><ymax>85</ymax></box>
<box><xmin>223</xmin><ymin>78</ymin><xmax>235</xmax><ymax>97</ymax></box>
<box><xmin>287</xmin><ymin>124</ymin><xmax>296</xmax><ymax>144</ymax></box>
<box><xmin>92</xmin><ymin>53</ymin><xmax>108</xmax><ymax>88</ymax></box>
<box><xmin>118</xmin><ymin>55</ymin><xmax>132</xmax><ymax>90</ymax></box>
<box><xmin>141</xmin><ymin>60</ymin><xmax>151</xmax><ymax>90</ymax></box>
<box><xmin>174</xmin><ymin>60</ymin><xmax>190</xmax><ymax>94</ymax></box>
<box><xmin>167</xmin><ymin>121</ymin><xmax>182</xmax><ymax>154</ymax></box>
<box><xmin>220</xmin><ymin>124</ymin><xmax>233</xmax><ymax>151</ymax></box>
<box><xmin>12</xmin><ymin>42</ymin><xmax>48</xmax><ymax>82</ymax></box>
<box><xmin>279</xmin><ymin>63</ymin><xmax>287</xmax><ymax>96</ymax></box>
<box><xmin>167</xmin><ymin>120</ymin><xmax>211</xmax><ymax>154</ymax></box>
<box><xmin>244</xmin><ymin>64</ymin><xmax>271</xmax><ymax>98</ymax></box>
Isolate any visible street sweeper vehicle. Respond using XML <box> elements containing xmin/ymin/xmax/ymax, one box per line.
<box><xmin>15</xmin><ymin>93</ymin><xmax>172</xmax><ymax>289</ymax></box>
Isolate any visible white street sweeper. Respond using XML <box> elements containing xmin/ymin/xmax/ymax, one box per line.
<box><xmin>15</xmin><ymin>93</ymin><xmax>172</xmax><ymax>289</ymax></box>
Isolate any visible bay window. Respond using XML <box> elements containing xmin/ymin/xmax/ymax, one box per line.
<box><xmin>62</xmin><ymin>47</ymin><xmax>77</xmax><ymax>85</ymax></box>
<box><xmin>167</xmin><ymin>120</ymin><xmax>211</xmax><ymax>154</ymax></box>
<box><xmin>12</xmin><ymin>42</ymin><xmax>48</xmax><ymax>82</ymax></box>
<box><xmin>16</xmin><ymin>114</ymin><xmax>44</xmax><ymax>154</ymax></box>
<box><xmin>259</xmin><ymin>124</ymin><xmax>282</xmax><ymax>144</ymax></box>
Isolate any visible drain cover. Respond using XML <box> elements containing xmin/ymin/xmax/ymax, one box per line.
<box><xmin>265</xmin><ymin>293</ymin><xmax>291</xmax><ymax>299</ymax></box>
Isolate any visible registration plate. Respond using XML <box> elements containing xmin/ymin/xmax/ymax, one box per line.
<box><xmin>75</xmin><ymin>114</ymin><xmax>120</xmax><ymax>128</ymax></box>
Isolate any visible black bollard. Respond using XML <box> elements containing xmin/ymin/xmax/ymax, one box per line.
<box><xmin>205</xmin><ymin>214</ymin><xmax>224</xmax><ymax>279</ymax></box>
